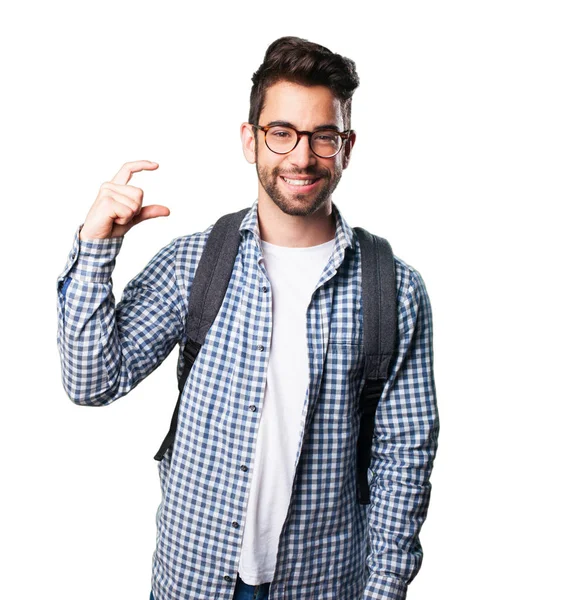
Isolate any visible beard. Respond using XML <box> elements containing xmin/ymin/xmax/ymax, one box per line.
<box><xmin>255</xmin><ymin>143</ymin><xmax>343</xmax><ymax>217</ymax></box>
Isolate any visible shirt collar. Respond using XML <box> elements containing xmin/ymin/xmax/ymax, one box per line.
<box><xmin>238</xmin><ymin>197</ymin><xmax>356</xmax><ymax>255</ymax></box>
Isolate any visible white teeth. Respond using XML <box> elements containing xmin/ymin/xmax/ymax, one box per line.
<box><xmin>283</xmin><ymin>177</ymin><xmax>317</xmax><ymax>186</ymax></box>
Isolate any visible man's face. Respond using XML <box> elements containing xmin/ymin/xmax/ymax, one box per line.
<box><xmin>242</xmin><ymin>81</ymin><xmax>356</xmax><ymax>217</ymax></box>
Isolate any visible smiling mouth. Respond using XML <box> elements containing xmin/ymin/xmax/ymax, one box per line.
<box><xmin>279</xmin><ymin>176</ymin><xmax>322</xmax><ymax>190</ymax></box>
<box><xmin>281</xmin><ymin>176</ymin><xmax>319</xmax><ymax>185</ymax></box>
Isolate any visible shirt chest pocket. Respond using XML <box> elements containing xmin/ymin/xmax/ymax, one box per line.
<box><xmin>326</xmin><ymin>339</ymin><xmax>363</xmax><ymax>370</ymax></box>
<box><xmin>318</xmin><ymin>339</ymin><xmax>365</xmax><ymax>422</ymax></box>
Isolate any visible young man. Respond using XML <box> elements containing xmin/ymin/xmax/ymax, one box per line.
<box><xmin>56</xmin><ymin>36</ymin><xmax>439</xmax><ymax>600</ymax></box>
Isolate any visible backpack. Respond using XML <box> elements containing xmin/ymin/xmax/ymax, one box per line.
<box><xmin>153</xmin><ymin>206</ymin><xmax>398</xmax><ymax>505</ymax></box>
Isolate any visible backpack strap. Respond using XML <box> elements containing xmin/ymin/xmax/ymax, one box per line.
<box><xmin>353</xmin><ymin>228</ymin><xmax>398</xmax><ymax>504</ymax></box>
<box><xmin>153</xmin><ymin>207</ymin><xmax>250</xmax><ymax>461</ymax></box>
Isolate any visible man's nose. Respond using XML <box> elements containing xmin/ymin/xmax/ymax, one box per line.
<box><xmin>287</xmin><ymin>133</ymin><xmax>318</xmax><ymax>168</ymax></box>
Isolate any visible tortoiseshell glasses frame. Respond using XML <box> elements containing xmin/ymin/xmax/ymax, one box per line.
<box><xmin>250</xmin><ymin>124</ymin><xmax>353</xmax><ymax>159</ymax></box>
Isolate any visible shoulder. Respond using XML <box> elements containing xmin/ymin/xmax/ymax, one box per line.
<box><xmin>393</xmin><ymin>254</ymin><xmax>428</xmax><ymax>298</ymax></box>
<box><xmin>352</xmin><ymin>229</ymin><xmax>428</xmax><ymax>310</ymax></box>
<box><xmin>393</xmin><ymin>254</ymin><xmax>433</xmax><ymax>333</ymax></box>
<box><xmin>159</xmin><ymin>223</ymin><xmax>215</xmax><ymax>299</ymax></box>
<box><xmin>137</xmin><ymin>223</ymin><xmax>214</xmax><ymax>278</ymax></box>
<box><xmin>168</xmin><ymin>223</ymin><xmax>215</xmax><ymax>267</ymax></box>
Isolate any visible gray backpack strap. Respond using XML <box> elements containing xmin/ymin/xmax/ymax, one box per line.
<box><xmin>185</xmin><ymin>207</ymin><xmax>251</xmax><ymax>344</ymax></box>
<box><xmin>154</xmin><ymin>207</ymin><xmax>250</xmax><ymax>461</ymax></box>
<box><xmin>353</xmin><ymin>227</ymin><xmax>398</xmax><ymax>504</ymax></box>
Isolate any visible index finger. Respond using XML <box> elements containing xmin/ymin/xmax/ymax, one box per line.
<box><xmin>111</xmin><ymin>160</ymin><xmax>159</xmax><ymax>185</ymax></box>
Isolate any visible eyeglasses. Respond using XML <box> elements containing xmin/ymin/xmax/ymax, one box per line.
<box><xmin>251</xmin><ymin>124</ymin><xmax>353</xmax><ymax>159</ymax></box>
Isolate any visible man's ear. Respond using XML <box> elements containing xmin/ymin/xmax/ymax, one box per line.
<box><xmin>342</xmin><ymin>130</ymin><xmax>356</xmax><ymax>169</ymax></box>
<box><xmin>241</xmin><ymin>123</ymin><xmax>257</xmax><ymax>164</ymax></box>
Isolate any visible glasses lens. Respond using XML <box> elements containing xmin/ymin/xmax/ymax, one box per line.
<box><xmin>311</xmin><ymin>130</ymin><xmax>342</xmax><ymax>157</ymax></box>
<box><xmin>265</xmin><ymin>126</ymin><xmax>297</xmax><ymax>153</ymax></box>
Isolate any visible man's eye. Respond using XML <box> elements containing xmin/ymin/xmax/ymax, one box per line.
<box><xmin>271</xmin><ymin>130</ymin><xmax>292</xmax><ymax>138</ymax></box>
<box><xmin>315</xmin><ymin>134</ymin><xmax>336</xmax><ymax>142</ymax></box>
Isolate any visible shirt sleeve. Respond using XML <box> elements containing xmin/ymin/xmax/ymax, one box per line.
<box><xmin>362</xmin><ymin>268</ymin><xmax>440</xmax><ymax>600</ymax></box>
<box><xmin>56</xmin><ymin>224</ymin><xmax>186</xmax><ymax>406</ymax></box>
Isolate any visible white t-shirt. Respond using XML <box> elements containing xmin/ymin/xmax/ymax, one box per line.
<box><xmin>237</xmin><ymin>236</ymin><xmax>335</xmax><ymax>585</ymax></box>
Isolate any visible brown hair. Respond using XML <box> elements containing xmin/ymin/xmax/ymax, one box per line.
<box><xmin>248</xmin><ymin>36</ymin><xmax>360</xmax><ymax>135</ymax></box>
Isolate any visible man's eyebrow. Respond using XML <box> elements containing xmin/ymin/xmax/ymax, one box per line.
<box><xmin>266</xmin><ymin>120</ymin><xmax>341</xmax><ymax>131</ymax></box>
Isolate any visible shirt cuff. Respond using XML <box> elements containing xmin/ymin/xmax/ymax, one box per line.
<box><xmin>362</xmin><ymin>574</ymin><xmax>408</xmax><ymax>600</ymax></box>
<box><xmin>57</xmin><ymin>223</ymin><xmax>124</xmax><ymax>288</ymax></box>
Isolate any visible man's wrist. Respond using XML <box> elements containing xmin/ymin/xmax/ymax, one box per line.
<box><xmin>67</xmin><ymin>224</ymin><xmax>124</xmax><ymax>284</ymax></box>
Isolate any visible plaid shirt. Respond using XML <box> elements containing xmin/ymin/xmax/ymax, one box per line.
<box><xmin>56</xmin><ymin>198</ymin><xmax>439</xmax><ymax>600</ymax></box>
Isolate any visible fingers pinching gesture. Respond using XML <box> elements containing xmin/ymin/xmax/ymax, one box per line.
<box><xmin>79</xmin><ymin>160</ymin><xmax>169</xmax><ymax>241</ymax></box>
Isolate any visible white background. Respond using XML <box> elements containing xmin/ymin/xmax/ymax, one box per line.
<box><xmin>1</xmin><ymin>1</ymin><xmax>568</xmax><ymax>598</ymax></box>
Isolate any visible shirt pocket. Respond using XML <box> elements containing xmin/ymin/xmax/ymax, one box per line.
<box><xmin>319</xmin><ymin>339</ymin><xmax>365</xmax><ymax>422</ymax></box>
<box><xmin>326</xmin><ymin>339</ymin><xmax>364</xmax><ymax>374</ymax></box>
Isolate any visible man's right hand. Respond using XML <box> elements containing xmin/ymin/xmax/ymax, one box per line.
<box><xmin>79</xmin><ymin>160</ymin><xmax>169</xmax><ymax>241</ymax></box>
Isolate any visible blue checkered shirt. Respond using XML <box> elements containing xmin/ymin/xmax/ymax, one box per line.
<box><xmin>56</xmin><ymin>198</ymin><xmax>439</xmax><ymax>600</ymax></box>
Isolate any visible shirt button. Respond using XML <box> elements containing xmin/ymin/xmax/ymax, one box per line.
<box><xmin>257</xmin><ymin>344</ymin><xmax>265</xmax><ymax>351</ymax></box>
<box><xmin>248</xmin><ymin>405</ymin><xmax>257</xmax><ymax>412</ymax></box>
<box><xmin>224</xmin><ymin>575</ymin><xmax>232</xmax><ymax>582</ymax></box>
<box><xmin>262</xmin><ymin>286</ymin><xmax>268</xmax><ymax>293</ymax></box>
<box><xmin>232</xmin><ymin>521</ymin><xmax>239</xmax><ymax>528</ymax></box>
<box><xmin>240</xmin><ymin>465</ymin><xmax>248</xmax><ymax>472</ymax></box>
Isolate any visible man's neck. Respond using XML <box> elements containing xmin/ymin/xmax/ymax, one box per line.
<box><xmin>257</xmin><ymin>196</ymin><xmax>336</xmax><ymax>248</ymax></box>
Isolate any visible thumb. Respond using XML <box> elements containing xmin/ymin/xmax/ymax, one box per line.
<box><xmin>130</xmin><ymin>204</ymin><xmax>170</xmax><ymax>227</ymax></box>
